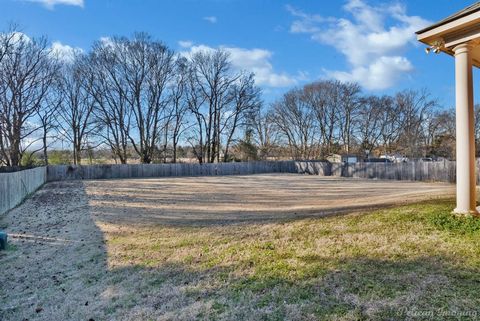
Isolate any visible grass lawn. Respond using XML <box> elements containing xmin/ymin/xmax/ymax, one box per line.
<box><xmin>101</xmin><ymin>199</ymin><xmax>480</xmax><ymax>320</ymax></box>
<box><xmin>1</xmin><ymin>179</ymin><xmax>480</xmax><ymax>320</ymax></box>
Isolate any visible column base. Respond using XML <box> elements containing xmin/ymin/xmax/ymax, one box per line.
<box><xmin>452</xmin><ymin>207</ymin><xmax>480</xmax><ymax>217</ymax></box>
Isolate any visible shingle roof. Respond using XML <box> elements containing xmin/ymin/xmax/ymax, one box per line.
<box><xmin>416</xmin><ymin>2</ymin><xmax>480</xmax><ymax>34</ymax></box>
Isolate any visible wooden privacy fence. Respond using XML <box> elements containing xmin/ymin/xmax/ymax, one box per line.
<box><xmin>294</xmin><ymin>161</ymin><xmax>332</xmax><ymax>176</ymax></box>
<box><xmin>45</xmin><ymin>160</ymin><xmax>462</xmax><ymax>183</ymax></box>
<box><xmin>334</xmin><ymin>161</ymin><xmax>458</xmax><ymax>183</ymax></box>
<box><xmin>294</xmin><ymin>160</ymin><xmax>458</xmax><ymax>182</ymax></box>
<box><xmin>46</xmin><ymin>161</ymin><xmax>297</xmax><ymax>181</ymax></box>
<box><xmin>0</xmin><ymin>167</ymin><xmax>47</xmax><ymax>215</ymax></box>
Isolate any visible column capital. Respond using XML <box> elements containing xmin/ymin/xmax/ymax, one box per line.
<box><xmin>453</xmin><ymin>43</ymin><xmax>472</xmax><ymax>55</ymax></box>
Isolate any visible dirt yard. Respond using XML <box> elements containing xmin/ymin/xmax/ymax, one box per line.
<box><xmin>0</xmin><ymin>174</ymin><xmax>466</xmax><ymax>320</ymax></box>
<box><xmin>85</xmin><ymin>174</ymin><xmax>454</xmax><ymax>225</ymax></box>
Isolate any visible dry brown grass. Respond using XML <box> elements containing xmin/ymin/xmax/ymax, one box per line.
<box><xmin>2</xmin><ymin>175</ymin><xmax>479</xmax><ymax>320</ymax></box>
<box><xmin>85</xmin><ymin>175</ymin><xmax>454</xmax><ymax>226</ymax></box>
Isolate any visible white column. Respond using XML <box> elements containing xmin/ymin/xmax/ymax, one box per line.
<box><xmin>453</xmin><ymin>43</ymin><xmax>478</xmax><ymax>215</ymax></box>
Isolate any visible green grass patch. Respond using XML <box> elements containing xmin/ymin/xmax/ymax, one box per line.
<box><xmin>430</xmin><ymin>210</ymin><xmax>480</xmax><ymax>235</ymax></box>
<box><xmin>100</xmin><ymin>199</ymin><xmax>480</xmax><ymax>320</ymax></box>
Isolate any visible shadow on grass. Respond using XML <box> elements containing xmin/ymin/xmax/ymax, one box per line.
<box><xmin>93</xmin><ymin>202</ymin><xmax>420</xmax><ymax>227</ymax></box>
<box><xmin>86</xmin><ymin>255</ymin><xmax>480</xmax><ymax>320</ymax></box>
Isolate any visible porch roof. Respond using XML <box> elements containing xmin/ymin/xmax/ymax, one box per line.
<box><xmin>416</xmin><ymin>2</ymin><xmax>480</xmax><ymax>67</ymax></box>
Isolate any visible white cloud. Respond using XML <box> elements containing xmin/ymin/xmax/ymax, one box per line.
<box><xmin>2</xmin><ymin>32</ymin><xmax>82</xmax><ymax>62</ymax></box>
<box><xmin>327</xmin><ymin>56</ymin><xmax>413</xmax><ymax>90</ymax></box>
<box><xmin>181</xmin><ymin>43</ymin><xmax>302</xmax><ymax>88</ymax></box>
<box><xmin>286</xmin><ymin>4</ymin><xmax>329</xmax><ymax>33</ymax></box>
<box><xmin>178</xmin><ymin>40</ymin><xmax>194</xmax><ymax>48</ymax></box>
<box><xmin>24</xmin><ymin>0</ymin><xmax>84</xmax><ymax>9</ymax></box>
<box><xmin>50</xmin><ymin>41</ymin><xmax>83</xmax><ymax>62</ymax></box>
<box><xmin>203</xmin><ymin>16</ymin><xmax>217</xmax><ymax>24</ymax></box>
<box><xmin>288</xmin><ymin>0</ymin><xmax>430</xmax><ymax>90</ymax></box>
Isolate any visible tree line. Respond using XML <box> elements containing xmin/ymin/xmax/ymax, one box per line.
<box><xmin>0</xmin><ymin>27</ymin><xmax>261</xmax><ymax>166</ymax></box>
<box><xmin>256</xmin><ymin>81</ymin><xmax>462</xmax><ymax>161</ymax></box>
<box><xmin>0</xmin><ymin>26</ymin><xmax>468</xmax><ymax>166</ymax></box>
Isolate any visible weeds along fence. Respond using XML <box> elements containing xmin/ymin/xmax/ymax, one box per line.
<box><xmin>0</xmin><ymin>166</ymin><xmax>47</xmax><ymax>215</ymax></box>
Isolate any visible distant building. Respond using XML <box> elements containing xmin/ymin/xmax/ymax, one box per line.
<box><xmin>342</xmin><ymin>154</ymin><xmax>359</xmax><ymax>164</ymax></box>
<box><xmin>326</xmin><ymin>154</ymin><xmax>342</xmax><ymax>163</ymax></box>
<box><xmin>326</xmin><ymin>154</ymin><xmax>360</xmax><ymax>163</ymax></box>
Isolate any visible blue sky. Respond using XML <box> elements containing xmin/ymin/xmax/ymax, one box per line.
<box><xmin>1</xmin><ymin>0</ymin><xmax>477</xmax><ymax>107</ymax></box>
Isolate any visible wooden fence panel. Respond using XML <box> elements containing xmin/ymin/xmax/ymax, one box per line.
<box><xmin>0</xmin><ymin>167</ymin><xmax>47</xmax><ymax>215</ymax></box>
<box><xmin>46</xmin><ymin>161</ymin><xmax>298</xmax><ymax>181</ymax></box>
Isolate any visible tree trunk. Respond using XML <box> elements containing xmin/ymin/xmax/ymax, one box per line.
<box><xmin>173</xmin><ymin>141</ymin><xmax>177</xmax><ymax>163</ymax></box>
<box><xmin>10</xmin><ymin>134</ymin><xmax>21</xmax><ymax>166</ymax></box>
<box><xmin>43</xmin><ymin>133</ymin><xmax>48</xmax><ymax>166</ymax></box>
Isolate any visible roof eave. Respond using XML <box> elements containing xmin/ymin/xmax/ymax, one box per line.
<box><xmin>416</xmin><ymin>6</ymin><xmax>480</xmax><ymax>35</ymax></box>
<box><xmin>416</xmin><ymin>11</ymin><xmax>480</xmax><ymax>45</ymax></box>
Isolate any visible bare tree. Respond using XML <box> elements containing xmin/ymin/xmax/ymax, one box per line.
<box><xmin>378</xmin><ymin>97</ymin><xmax>400</xmax><ymax>155</ymax></box>
<box><xmin>0</xmin><ymin>27</ymin><xmax>18</xmax><ymax>165</ymax></box>
<box><xmin>88</xmin><ymin>40</ymin><xmax>132</xmax><ymax>163</ymax></box>
<box><xmin>395</xmin><ymin>89</ymin><xmax>437</xmax><ymax>158</ymax></box>
<box><xmin>338</xmin><ymin>82</ymin><xmax>361</xmax><ymax>153</ymax></box>
<box><xmin>185</xmin><ymin>65</ymin><xmax>207</xmax><ymax>163</ymax></box>
<box><xmin>0</xmin><ymin>33</ymin><xmax>57</xmax><ymax>166</ymax></box>
<box><xmin>57</xmin><ymin>54</ymin><xmax>97</xmax><ymax>165</ymax></box>
<box><xmin>168</xmin><ymin>57</ymin><xmax>191</xmax><ymax>163</ymax></box>
<box><xmin>271</xmin><ymin>89</ymin><xmax>318</xmax><ymax>160</ymax></box>
<box><xmin>222</xmin><ymin>73</ymin><xmax>261</xmax><ymax>162</ymax></box>
<box><xmin>302</xmin><ymin>81</ymin><xmax>339</xmax><ymax>157</ymax></box>
<box><xmin>430</xmin><ymin>109</ymin><xmax>455</xmax><ymax>158</ymax></box>
<box><xmin>356</xmin><ymin>96</ymin><xmax>386</xmax><ymax>156</ymax></box>
<box><xmin>251</xmin><ymin>107</ymin><xmax>278</xmax><ymax>160</ymax></box>
<box><xmin>35</xmin><ymin>90</ymin><xmax>61</xmax><ymax>165</ymax></box>
<box><xmin>108</xmin><ymin>34</ymin><xmax>174</xmax><ymax>163</ymax></box>
<box><xmin>190</xmin><ymin>49</ymin><xmax>240</xmax><ymax>163</ymax></box>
